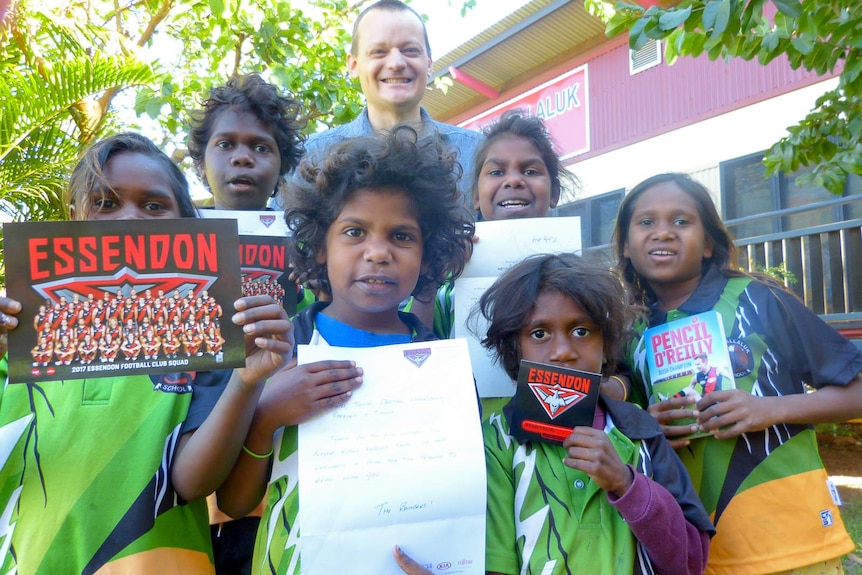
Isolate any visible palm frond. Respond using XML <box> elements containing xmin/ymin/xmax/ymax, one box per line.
<box><xmin>0</xmin><ymin>54</ymin><xmax>155</xmax><ymax>162</ymax></box>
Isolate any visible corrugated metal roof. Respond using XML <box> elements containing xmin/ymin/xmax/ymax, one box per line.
<box><xmin>423</xmin><ymin>0</ymin><xmax>608</xmax><ymax>121</ymax></box>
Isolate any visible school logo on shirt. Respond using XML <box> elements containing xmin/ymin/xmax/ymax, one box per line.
<box><xmin>727</xmin><ymin>338</ymin><xmax>754</xmax><ymax>378</ymax></box>
<box><xmin>404</xmin><ymin>347</ymin><xmax>431</xmax><ymax>368</ymax></box>
<box><xmin>150</xmin><ymin>372</ymin><xmax>194</xmax><ymax>394</ymax></box>
<box><xmin>528</xmin><ymin>383</ymin><xmax>589</xmax><ymax>419</ymax></box>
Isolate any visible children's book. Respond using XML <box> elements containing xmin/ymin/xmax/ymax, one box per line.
<box><xmin>3</xmin><ymin>219</ymin><xmax>244</xmax><ymax>383</ymax></box>
<box><xmin>644</xmin><ymin>310</ymin><xmax>735</xmax><ymax>438</ymax></box>
<box><xmin>200</xmin><ymin>210</ymin><xmax>297</xmax><ymax>316</ymax></box>
<box><xmin>505</xmin><ymin>360</ymin><xmax>601</xmax><ymax>446</ymax></box>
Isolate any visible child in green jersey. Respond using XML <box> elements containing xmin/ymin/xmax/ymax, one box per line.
<box><xmin>615</xmin><ymin>172</ymin><xmax>862</xmax><ymax>574</ymax></box>
<box><xmin>0</xmin><ymin>132</ymin><xmax>293</xmax><ymax>575</ymax></box>
<box><xmin>476</xmin><ymin>252</ymin><xmax>712</xmax><ymax>575</ymax></box>
<box><xmin>215</xmin><ymin>128</ymin><xmax>475</xmax><ymax>574</ymax></box>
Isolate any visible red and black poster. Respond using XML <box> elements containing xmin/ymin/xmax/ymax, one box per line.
<box><xmin>3</xmin><ymin>219</ymin><xmax>244</xmax><ymax>383</ymax></box>
<box><xmin>505</xmin><ymin>360</ymin><xmax>601</xmax><ymax>446</ymax></box>
<box><xmin>200</xmin><ymin>210</ymin><xmax>296</xmax><ymax>316</ymax></box>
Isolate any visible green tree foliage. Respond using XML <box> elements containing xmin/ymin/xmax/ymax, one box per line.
<box><xmin>131</xmin><ymin>0</ymin><xmax>367</xmax><ymax>140</ymax></box>
<box><xmin>607</xmin><ymin>0</ymin><xmax>862</xmax><ymax>194</ymax></box>
<box><xmin>1</xmin><ymin>10</ymin><xmax>156</xmax><ymax>222</ymax></box>
<box><xmin>1</xmin><ymin>0</ymin><xmax>371</xmax><ymax>222</ymax></box>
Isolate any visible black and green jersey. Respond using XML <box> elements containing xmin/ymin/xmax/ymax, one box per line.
<box><xmin>627</xmin><ymin>267</ymin><xmax>862</xmax><ymax>574</ymax></box>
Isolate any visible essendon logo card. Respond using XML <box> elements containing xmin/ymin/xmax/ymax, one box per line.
<box><xmin>506</xmin><ymin>360</ymin><xmax>601</xmax><ymax>446</ymax></box>
<box><xmin>3</xmin><ymin>219</ymin><xmax>244</xmax><ymax>383</ymax></box>
<box><xmin>200</xmin><ymin>210</ymin><xmax>296</xmax><ymax>317</ymax></box>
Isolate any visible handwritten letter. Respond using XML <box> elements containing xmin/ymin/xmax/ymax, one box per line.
<box><xmin>297</xmin><ymin>339</ymin><xmax>485</xmax><ymax>575</ymax></box>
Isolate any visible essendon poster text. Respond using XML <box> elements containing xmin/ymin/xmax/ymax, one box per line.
<box><xmin>3</xmin><ymin>219</ymin><xmax>245</xmax><ymax>383</ymax></box>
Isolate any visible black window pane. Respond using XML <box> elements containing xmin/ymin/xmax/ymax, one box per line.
<box><xmin>782</xmin><ymin>169</ymin><xmax>835</xmax><ymax>230</ymax></box>
<box><xmin>725</xmin><ymin>157</ymin><xmax>772</xmax><ymax>239</ymax></box>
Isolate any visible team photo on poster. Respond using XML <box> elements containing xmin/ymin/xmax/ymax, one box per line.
<box><xmin>3</xmin><ymin>219</ymin><xmax>245</xmax><ymax>383</ymax></box>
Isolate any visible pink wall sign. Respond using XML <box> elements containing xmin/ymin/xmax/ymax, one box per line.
<box><xmin>459</xmin><ymin>65</ymin><xmax>589</xmax><ymax>161</ymax></box>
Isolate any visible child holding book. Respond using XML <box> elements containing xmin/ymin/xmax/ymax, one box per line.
<box><xmin>215</xmin><ymin>127</ymin><xmax>475</xmax><ymax>574</ymax></box>
<box><xmin>615</xmin><ymin>172</ymin><xmax>862</xmax><ymax>574</ymax></box>
<box><xmin>474</xmin><ymin>252</ymin><xmax>712</xmax><ymax>574</ymax></box>
<box><xmin>0</xmin><ymin>132</ymin><xmax>294</xmax><ymax>575</ymax></box>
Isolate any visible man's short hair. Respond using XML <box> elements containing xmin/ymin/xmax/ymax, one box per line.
<box><xmin>350</xmin><ymin>0</ymin><xmax>432</xmax><ymax>57</ymax></box>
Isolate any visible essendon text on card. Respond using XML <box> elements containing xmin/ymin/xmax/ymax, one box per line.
<box><xmin>3</xmin><ymin>219</ymin><xmax>245</xmax><ymax>384</ymax></box>
<box><xmin>28</xmin><ymin>233</ymin><xmax>219</xmax><ymax>279</ymax></box>
<box><xmin>506</xmin><ymin>360</ymin><xmax>602</xmax><ymax>446</ymax></box>
<box><xmin>199</xmin><ymin>210</ymin><xmax>297</xmax><ymax>316</ymax></box>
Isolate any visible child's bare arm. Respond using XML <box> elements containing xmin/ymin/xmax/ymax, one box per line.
<box><xmin>697</xmin><ymin>371</ymin><xmax>862</xmax><ymax>438</ymax></box>
<box><xmin>171</xmin><ymin>296</ymin><xmax>294</xmax><ymax>501</ymax></box>
<box><xmin>216</xmin><ymin>358</ymin><xmax>362</xmax><ymax>517</ymax></box>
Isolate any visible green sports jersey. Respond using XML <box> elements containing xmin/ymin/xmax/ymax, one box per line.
<box><xmin>627</xmin><ymin>269</ymin><xmax>862</xmax><ymax>574</ymax></box>
<box><xmin>484</xmin><ymin>397</ymin><xmax>713</xmax><ymax>575</ymax></box>
<box><xmin>485</xmin><ymin>411</ymin><xmax>640</xmax><ymax>575</ymax></box>
<box><xmin>0</xmin><ymin>359</ymin><xmax>224</xmax><ymax>575</ymax></box>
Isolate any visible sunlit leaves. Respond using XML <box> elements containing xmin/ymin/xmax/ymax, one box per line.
<box><xmin>606</xmin><ymin>0</ymin><xmax>862</xmax><ymax>195</ymax></box>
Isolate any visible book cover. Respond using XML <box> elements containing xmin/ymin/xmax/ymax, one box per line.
<box><xmin>505</xmin><ymin>360</ymin><xmax>601</xmax><ymax>446</ymax></box>
<box><xmin>644</xmin><ymin>310</ymin><xmax>735</xmax><ymax>437</ymax></box>
<box><xmin>3</xmin><ymin>219</ymin><xmax>244</xmax><ymax>383</ymax></box>
<box><xmin>200</xmin><ymin>210</ymin><xmax>297</xmax><ymax>317</ymax></box>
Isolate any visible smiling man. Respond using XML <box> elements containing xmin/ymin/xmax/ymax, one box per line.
<box><xmin>276</xmin><ymin>0</ymin><xmax>482</xmax><ymax>209</ymax></box>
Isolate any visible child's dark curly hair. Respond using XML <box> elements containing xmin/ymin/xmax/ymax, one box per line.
<box><xmin>187</xmin><ymin>74</ymin><xmax>306</xmax><ymax>185</ymax></box>
<box><xmin>472</xmin><ymin>253</ymin><xmax>639</xmax><ymax>379</ymax></box>
<box><xmin>286</xmin><ymin>127</ymin><xmax>475</xmax><ymax>298</ymax></box>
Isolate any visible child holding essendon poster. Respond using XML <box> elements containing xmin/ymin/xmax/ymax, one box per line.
<box><xmin>0</xmin><ymin>133</ymin><xmax>294</xmax><ymax>575</ymax></box>
<box><xmin>472</xmin><ymin>253</ymin><xmax>712</xmax><ymax>575</ymax></box>
<box><xmin>615</xmin><ymin>173</ymin><xmax>862</xmax><ymax>574</ymax></box>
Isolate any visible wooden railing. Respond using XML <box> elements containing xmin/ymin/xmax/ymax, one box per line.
<box><xmin>729</xmin><ymin>207</ymin><xmax>862</xmax><ymax>337</ymax></box>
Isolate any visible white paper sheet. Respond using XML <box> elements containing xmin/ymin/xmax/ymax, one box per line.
<box><xmin>454</xmin><ymin>217</ymin><xmax>582</xmax><ymax>397</ymax></box>
<box><xmin>198</xmin><ymin>208</ymin><xmax>289</xmax><ymax>235</ymax></box>
<box><xmin>297</xmin><ymin>339</ymin><xmax>486</xmax><ymax>575</ymax></box>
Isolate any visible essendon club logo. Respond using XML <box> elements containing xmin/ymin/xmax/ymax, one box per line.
<box><xmin>259</xmin><ymin>214</ymin><xmax>277</xmax><ymax>228</ymax></box>
<box><xmin>403</xmin><ymin>347</ymin><xmax>431</xmax><ymax>368</ymax></box>
<box><xmin>31</xmin><ymin>268</ymin><xmax>215</xmax><ymax>304</ymax></box>
<box><xmin>527</xmin><ymin>383</ymin><xmax>589</xmax><ymax>419</ymax></box>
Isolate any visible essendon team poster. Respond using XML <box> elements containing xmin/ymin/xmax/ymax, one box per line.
<box><xmin>200</xmin><ymin>210</ymin><xmax>296</xmax><ymax>316</ymax></box>
<box><xmin>3</xmin><ymin>219</ymin><xmax>244</xmax><ymax>383</ymax></box>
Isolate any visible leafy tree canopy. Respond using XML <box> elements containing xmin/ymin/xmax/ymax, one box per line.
<box><xmin>1</xmin><ymin>0</ymin><xmax>376</xmax><ymax>222</ymax></box>
<box><xmin>607</xmin><ymin>0</ymin><xmax>862</xmax><ymax>194</ymax></box>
